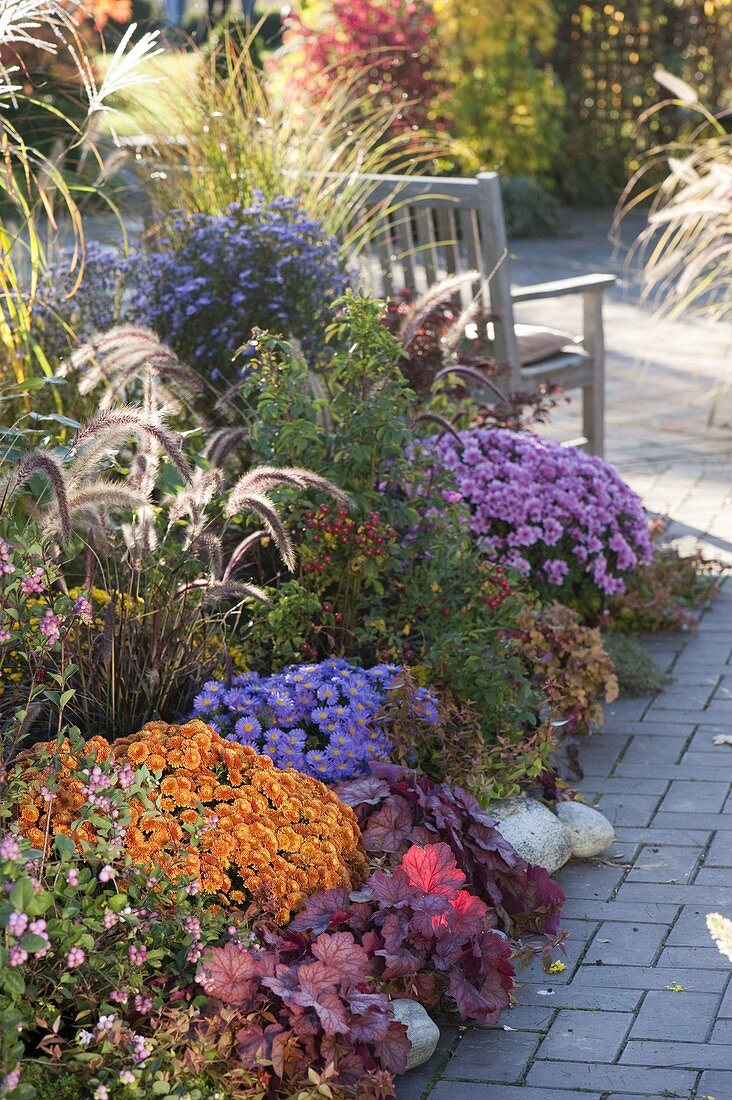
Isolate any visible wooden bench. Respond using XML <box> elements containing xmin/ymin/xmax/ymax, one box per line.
<box><xmin>351</xmin><ymin>171</ymin><xmax>616</xmax><ymax>456</ymax></box>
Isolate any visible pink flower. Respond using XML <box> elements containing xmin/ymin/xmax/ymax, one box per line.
<box><xmin>128</xmin><ymin>943</ymin><xmax>147</xmax><ymax>966</ymax></box>
<box><xmin>0</xmin><ymin>835</ymin><xmax>21</xmax><ymax>861</ymax></box>
<box><xmin>72</xmin><ymin>595</ymin><xmax>93</xmax><ymax>624</ymax></box>
<box><xmin>8</xmin><ymin>945</ymin><xmax>28</xmax><ymax>966</ymax></box>
<box><xmin>133</xmin><ymin>993</ymin><xmax>153</xmax><ymax>1015</ymax></box>
<box><xmin>0</xmin><ymin>627</ymin><xmax>12</xmax><ymax>643</ymax></box>
<box><xmin>66</xmin><ymin>868</ymin><xmax>79</xmax><ymax>887</ymax></box>
<box><xmin>66</xmin><ymin>946</ymin><xmax>86</xmax><ymax>968</ymax></box>
<box><xmin>39</xmin><ymin>609</ymin><xmax>61</xmax><ymax>645</ymax></box>
<box><xmin>7</xmin><ymin>912</ymin><xmax>28</xmax><ymax>938</ymax></box>
<box><xmin>20</xmin><ymin>568</ymin><xmax>45</xmax><ymax>596</ymax></box>
<box><xmin>98</xmin><ymin>865</ymin><xmax>115</xmax><ymax>883</ymax></box>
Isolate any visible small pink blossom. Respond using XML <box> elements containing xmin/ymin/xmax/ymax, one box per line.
<box><xmin>0</xmin><ymin>834</ymin><xmax>21</xmax><ymax>861</ymax></box>
<box><xmin>128</xmin><ymin>943</ymin><xmax>147</xmax><ymax>966</ymax></box>
<box><xmin>66</xmin><ymin>946</ymin><xmax>86</xmax><ymax>968</ymax></box>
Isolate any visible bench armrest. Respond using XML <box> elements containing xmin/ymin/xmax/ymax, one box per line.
<box><xmin>511</xmin><ymin>273</ymin><xmax>617</xmax><ymax>303</ymax></box>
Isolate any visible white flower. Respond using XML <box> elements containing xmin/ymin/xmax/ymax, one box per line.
<box><xmin>77</xmin><ymin>1029</ymin><xmax>95</xmax><ymax>1047</ymax></box>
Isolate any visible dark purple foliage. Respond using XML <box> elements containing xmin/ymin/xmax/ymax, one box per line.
<box><xmin>289</xmin><ymin>841</ymin><xmax>515</xmax><ymax>1025</ymax></box>
<box><xmin>336</xmin><ymin>762</ymin><xmax>565</xmax><ymax>938</ymax></box>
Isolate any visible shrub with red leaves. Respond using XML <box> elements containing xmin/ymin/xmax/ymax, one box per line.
<box><xmin>290</xmin><ymin>840</ymin><xmax>515</xmax><ymax>1023</ymax></box>
<box><xmin>282</xmin><ymin>0</ymin><xmax>445</xmax><ymax>135</ymax></box>
<box><xmin>199</xmin><ymin>841</ymin><xmax>519</xmax><ymax>1097</ymax></box>
<box><xmin>336</xmin><ymin>763</ymin><xmax>565</xmax><ymax>939</ymax></box>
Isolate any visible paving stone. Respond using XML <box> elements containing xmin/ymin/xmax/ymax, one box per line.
<box><xmin>525</xmin><ymin>1060</ymin><xmax>696</xmax><ymax>1095</ymax></box>
<box><xmin>567</xmin><ymin>965</ymin><xmax>728</xmax><ymax>992</ymax></box>
<box><xmin>651</xmin><ymin>812</ymin><xmax>732</xmax><ymax>831</ymax></box>
<box><xmin>710</xmin><ymin>1018</ymin><xmax>732</xmax><ymax>1042</ymax></box>
<box><xmin>657</xmin><ymin>780</ymin><xmax>729</xmax><ymax>813</ymax></box>
<box><xmin>613</xmin><ymin>826</ymin><xmax>711</xmax><ymax>847</ymax></box>
<box><xmin>719</xmin><ymin>981</ymin><xmax>732</xmax><ymax>1017</ymax></box>
<box><xmin>497</xmin><ymin>1005</ymin><xmax>556</xmax><ymax>1031</ymax></box>
<box><xmin>603</xmin><ymin>719</ymin><xmax>697</xmax><ymax>738</ymax></box>
<box><xmin>658</xmin><ymin>945</ymin><xmax>729</xmax><ymax>969</ymax></box>
<box><xmin>440</xmin><ymin>1028</ymin><xmax>538</xmax><ymax>1083</ymax></box>
<box><xmin>667</xmin><ymin>905</ymin><xmax>725</xmax><ymax>947</ymax></box>
<box><xmin>614</xmin><ymin>881</ymin><xmax>732</xmax><ymax>907</ymax></box>
<box><xmin>614</xmin><ymin>737</ymin><xmax>687</xmax><ymax>768</ymax></box>
<box><xmin>697</xmin><ymin>1070</ymin><xmax>732</xmax><ymax>1099</ymax></box>
<box><xmin>577</xmin><ymin>776</ymin><xmax>669</xmax><ymax>795</ymax></box>
<box><xmin>604</xmin><ymin>699</ymin><xmax>652</xmax><ymax>722</ymax></box>
<box><xmin>560</xmin><ymin>898</ymin><xmax>680</xmax><ymax>923</ymax></box>
<box><xmin>396</xmin><ymin>1027</ymin><xmax>459</xmax><ymax>1100</ymax></box>
<box><xmin>535</xmin><ymin>1008</ymin><xmax>632</xmax><ymax>1061</ymax></box>
<box><xmin>620</xmin><ymin>1039</ymin><xmax>732</xmax><ymax>1069</ymax></box>
<box><xmin>705</xmin><ymin>834</ymin><xmax>732</xmax><ymax>865</ymax></box>
<box><xmin>429</xmin><ymin>1085</ymin><xmax>602</xmax><ymax>1100</ymax></box>
<box><xmin>554</xmin><ymin>861</ymin><xmax>626</xmax><ymax>901</ymax></box>
<box><xmin>515</xmin><ymin>984</ymin><xmax>642</xmax><ymax>1012</ymax></box>
<box><xmin>626</xmin><ymin>844</ymin><xmax>702</xmax><ymax>883</ymax></box>
<box><xmin>583</xmin><ymin>921</ymin><xmax>667</xmax><ymax>966</ymax></box>
<box><xmin>596</xmin><ymin>792</ymin><xmax>663</xmax><ymax>827</ymax></box>
<box><xmin>693</xmin><ymin>867</ymin><xmax>732</xmax><ymax>886</ymax></box>
<box><xmin>629</xmin><ymin>989</ymin><xmax>719</xmax><ymax>1041</ymax></box>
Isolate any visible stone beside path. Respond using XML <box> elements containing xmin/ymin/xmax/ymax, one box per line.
<box><xmin>398</xmin><ymin>577</ymin><xmax>732</xmax><ymax>1099</ymax></box>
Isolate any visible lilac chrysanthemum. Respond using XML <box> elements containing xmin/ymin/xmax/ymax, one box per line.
<box><xmin>426</xmin><ymin>428</ymin><xmax>652</xmax><ymax>597</ymax></box>
<box><xmin>189</xmin><ymin>658</ymin><xmax>438</xmax><ymax>784</ymax></box>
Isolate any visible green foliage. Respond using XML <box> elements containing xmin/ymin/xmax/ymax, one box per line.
<box><xmin>0</xmin><ymin>734</ymin><xmax>241</xmax><ymax>1100</ymax></box>
<box><xmin>236</xmin><ymin>295</ymin><xmax>551</xmax><ymax>789</ymax></box>
<box><xmin>602</xmin><ymin>630</ymin><xmax>669</xmax><ymax>698</ymax></box>
<box><xmin>501</xmin><ymin>176</ymin><xmax>563</xmax><ymax>239</ymax></box>
<box><xmin>434</xmin><ymin>0</ymin><xmax>565</xmax><ymax>177</ymax></box>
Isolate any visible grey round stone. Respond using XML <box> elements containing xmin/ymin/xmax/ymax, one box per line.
<box><xmin>556</xmin><ymin>800</ymin><xmax>615</xmax><ymax>858</ymax></box>
<box><xmin>389</xmin><ymin>998</ymin><xmax>440</xmax><ymax>1072</ymax></box>
<box><xmin>489</xmin><ymin>796</ymin><xmax>573</xmax><ymax>874</ymax></box>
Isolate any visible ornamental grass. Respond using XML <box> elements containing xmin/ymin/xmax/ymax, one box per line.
<box><xmin>15</xmin><ymin>720</ymin><xmax>368</xmax><ymax>924</ymax></box>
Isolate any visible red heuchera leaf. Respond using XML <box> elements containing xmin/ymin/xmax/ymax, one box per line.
<box><xmin>449</xmin><ymin>890</ymin><xmax>490</xmax><ymax>937</ymax></box>
<box><xmin>401</xmin><ymin>842</ymin><xmax>466</xmax><ymax>896</ymax></box>
<box><xmin>311</xmin><ymin>930</ymin><xmax>370</xmax><ymax>985</ymax></box>
<box><xmin>408</xmin><ymin>892</ymin><xmax>452</xmax><ymax>938</ymax></box>
<box><xmin>291</xmin><ymin>964</ymin><xmax>350</xmax><ymax>1035</ymax></box>
<box><xmin>199</xmin><ymin>943</ymin><xmax>264</xmax><ymax>1008</ymax></box>
<box><xmin>347</xmin><ymin>991</ymin><xmax>394</xmax><ymax>1042</ymax></box>
<box><xmin>362</xmin><ymin>796</ymin><xmax>415</xmax><ymax>853</ymax></box>
<box><xmin>377</xmin><ymin>945</ymin><xmax>424</xmax><ymax>979</ymax></box>
<box><xmin>380</xmin><ymin>910</ymin><xmax>410</xmax><ymax>954</ymax></box>
<box><xmin>375</xmin><ymin>1019</ymin><xmax>410</xmax><ymax>1075</ymax></box>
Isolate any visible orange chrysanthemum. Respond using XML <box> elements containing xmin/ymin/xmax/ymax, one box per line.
<box><xmin>14</xmin><ymin>719</ymin><xmax>368</xmax><ymax>923</ymax></box>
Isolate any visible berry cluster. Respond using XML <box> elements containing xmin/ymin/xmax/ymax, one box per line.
<box><xmin>301</xmin><ymin>505</ymin><xmax>397</xmax><ymax>573</ymax></box>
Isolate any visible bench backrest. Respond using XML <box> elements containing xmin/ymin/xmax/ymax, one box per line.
<box><xmin>352</xmin><ymin>170</ymin><xmax>521</xmax><ymax>379</ymax></box>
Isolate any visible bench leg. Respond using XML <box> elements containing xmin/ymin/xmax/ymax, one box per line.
<box><xmin>582</xmin><ymin>289</ymin><xmax>606</xmax><ymax>458</ymax></box>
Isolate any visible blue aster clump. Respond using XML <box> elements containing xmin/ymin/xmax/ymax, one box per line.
<box><xmin>35</xmin><ymin>242</ymin><xmax>125</xmax><ymax>363</ymax></box>
<box><xmin>128</xmin><ymin>195</ymin><xmax>347</xmax><ymax>380</ymax></box>
<box><xmin>190</xmin><ymin>658</ymin><xmax>439</xmax><ymax>784</ymax></box>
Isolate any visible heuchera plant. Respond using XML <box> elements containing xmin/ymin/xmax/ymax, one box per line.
<box><xmin>290</xmin><ymin>841</ymin><xmax>515</xmax><ymax>1022</ymax></box>
<box><xmin>427</xmin><ymin>428</ymin><xmax>653</xmax><ymax>608</ymax></box>
<box><xmin>336</xmin><ymin>763</ymin><xmax>565</xmax><ymax>940</ymax></box>
<box><xmin>199</xmin><ymin>925</ymin><xmax>409</xmax><ymax>1098</ymax></box>
<box><xmin>199</xmin><ymin>841</ymin><xmax>516</xmax><ymax>1097</ymax></box>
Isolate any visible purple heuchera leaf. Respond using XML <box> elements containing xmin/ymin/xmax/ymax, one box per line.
<box><xmin>362</xmin><ymin>795</ymin><xmax>415</xmax><ymax>853</ymax></box>
<box><xmin>288</xmin><ymin>887</ymin><xmax>354</xmax><ymax>934</ymax></box>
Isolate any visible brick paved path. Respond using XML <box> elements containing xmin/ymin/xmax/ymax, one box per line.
<box><xmin>399</xmin><ymin>576</ymin><xmax>732</xmax><ymax>1099</ymax></box>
